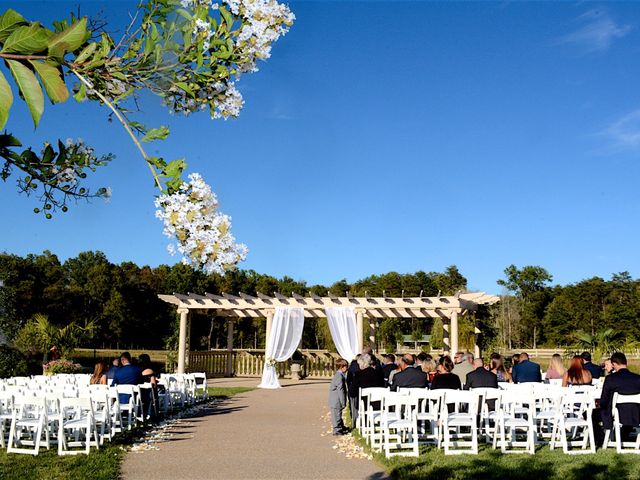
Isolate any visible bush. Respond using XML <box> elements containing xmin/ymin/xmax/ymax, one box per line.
<box><xmin>43</xmin><ymin>359</ymin><xmax>82</xmax><ymax>375</ymax></box>
<box><xmin>0</xmin><ymin>345</ymin><xmax>29</xmax><ymax>378</ymax></box>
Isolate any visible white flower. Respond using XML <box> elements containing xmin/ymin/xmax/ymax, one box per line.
<box><xmin>155</xmin><ymin>173</ymin><xmax>248</xmax><ymax>275</ymax></box>
<box><xmin>212</xmin><ymin>83</ymin><xmax>244</xmax><ymax>119</ymax></box>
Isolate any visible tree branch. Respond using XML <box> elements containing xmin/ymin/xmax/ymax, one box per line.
<box><xmin>70</xmin><ymin>68</ymin><xmax>164</xmax><ymax>192</ymax></box>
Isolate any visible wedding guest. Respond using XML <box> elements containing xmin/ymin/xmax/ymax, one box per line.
<box><xmin>562</xmin><ymin>355</ymin><xmax>592</xmax><ymax>387</ymax></box>
<box><xmin>490</xmin><ymin>353</ymin><xmax>511</xmax><ymax>383</ymax></box>
<box><xmin>545</xmin><ymin>354</ymin><xmax>566</xmax><ymax>380</ymax></box>
<box><xmin>328</xmin><ymin>358</ymin><xmax>349</xmax><ymax>435</ymax></box>
<box><xmin>90</xmin><ymin>361</ymin><xmax>108</xmax><ymax>385</ymax></box>
<box><xmin>512</xmin><ymin>352</ymin><xmax>541</xmax><ymax>383</ymax></box>
<box><xmin>430</xmin><ymin>355</ymin><xmax>461</xmax><ymax>390</ymax></box>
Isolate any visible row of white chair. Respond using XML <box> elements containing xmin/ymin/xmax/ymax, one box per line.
<box><xmin>0</xmin><ymin>372</ymin><xmax>209</xmax><ymax>456</ymax></box>
<box><xmin>357</xmin><ymin>385</ymin><xmax>635</xmax><ymax>457</ymax></box>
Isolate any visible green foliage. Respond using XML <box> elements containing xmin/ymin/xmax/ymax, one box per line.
<box><xmin>0</xmin><ymin>344</ymin><xmax>28</xmax><ymax>378</ymax></box>
<box><xmin>13</xmin><ymin>313</ymin><xmax>94</xmax><ymax>358</ymax></box>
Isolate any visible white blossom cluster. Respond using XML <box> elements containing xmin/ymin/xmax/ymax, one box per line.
<box><xmin>211</xmin><ymin>82</ymin><xmax>244</xmax><ymax>119</ymax></box>
<box><xmin>154</xmin><ymin>173</ymin><xmax>248</xmax><ymax>275</ymax></box>
<box><xmin>193</xmin><ymin>18</ymin><xmax>214</xmax><ymax>52</ymax></box>
<box><xmin>227</xmin><ymin>0</ymin><xmax>295</xmax><ymax>73</ymax></box>
<box><xmin>180</xmin><ymin>0</ymin><xmax>214</xmax><ymax>7</ymax></box>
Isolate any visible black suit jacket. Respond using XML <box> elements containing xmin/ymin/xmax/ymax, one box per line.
<box><xmin>464</xmin><ymin>367</ymin><xmax>498</xmax><ymax>390</ymax></box>
<box><xmin>584</xmin><ymin>361</ymin><xmax>603</xmax><ymax>380</ymax></box>
<box><xmin>600</xmin><ymin>369</ymin><xmax>640</xmax><ymax>430</ymax></box>
<box><xmin>348</xmin><ymin>366</ymin><xmax>384</xmax><ymax>397</ymax></box>
<box><xmin>390</xmin><ymin>367</ymin><xmax>428</xmax><ymax>391</ymax></box>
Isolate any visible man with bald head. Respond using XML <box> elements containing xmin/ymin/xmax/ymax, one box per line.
<box><xmin>464</xmin><ymin>358</ymin><xmax>498</xmax><ymax>390</ymax></box>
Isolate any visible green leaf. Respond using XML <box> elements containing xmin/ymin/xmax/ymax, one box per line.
<box><xmin>2</xmin><ymin>23</ymin><xmax>51</xmax><ymax>54</ymax></box>
<box><xmin>0</xmin><ymin>9</ymin><xmax>26</xmax><ymax>42</ymax></box>
<box><xmin>74</xmin><ymin>42</ymin><xmax>96</xmax><ymax>63</ymax></box>
<box><xmin>128</xmin><ymin>121</ymin><xmax>146</xmax><ymax>133</ymax></box>
<box><xmin>30</xmin><ymin>60</ymin><xmax>68</xmax><ymax>104</ymax></box>
<box><xmin>0</xmin><ymin>133</ymin><xmax>21</xmax><ymax>147</ymax></box>
<box><xmin>73</xmin><ymin>82</ymin><xmax>86</xmax><ymax>102</ymax></box>
<box><xmin>219</xmin><ymin>6</ymin><xmax>233</xmax><ymax>29</ymax></box>
<box><xmin>6</xmin><ymin>59</ymin><xmax>43</xmax><ymax>127</ymax></box>
<box><xmin>164</xmin><ymin>158</ymin><xmax>186</xmax><ymax>178</ymax></box>
<box><xmin>47</xmin><ymin>18</ymin><xmax>89</xmax><ymax>53</ymax></box>
<box><xmin>175</xmin><ymin>82</ymin><xmax>194</xmax><ymax>97</ymax></box>
<box><xmin>0</xmin><ymin>69</ymin><xmax>13</xmax><ymax>129</ymax></box>
<box><xmin>141</xmin><ymin>125</ymin><xmax>170</xmax><ymax>143</ymax></box>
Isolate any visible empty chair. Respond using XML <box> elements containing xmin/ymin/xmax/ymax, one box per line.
<box><xmin>410</xmin><ymin>389</ymin><xmax>443</xmax><ymax>447</ymax></box>
<box><xmin>441</xmin><ymin>390</ymin><xmax>480</xmax><ymax>455</ymax></box>
<box><xmin>551</xmin><ymin>393</ymin><xmax>595</xmax><ymax>454</ymax></box>
<box><xmin>362</xmin><ymin>388</ymin><xmax>389</xmax><ymax>450</ymax></box>
<box><xmin>6</xmin><ymin>396</ymin><xmax>50</xmax><ymax>455</ymax></box>
<box><xmin>58</xmin><ymin>396</ymin><xmax>99</xmax><ymax>455</ymax></box>
<box><xmin>90</xmin><ymin>392</ymin><xmax>113</xmax><ymax>445</ymax></box>
<box><xmin>115</xmin><ymin>385</ymin><xmax>142</xmax><ymax>430</ymax></box>
<box><xmin>381</xmin><ymin>392</ymin><xmax>419</xmax><ymax>457</ymax></box>
<box><xmin>192</xmin><ymin>372</ymin><xmax>208</xmax><ymax>402</ymax></box>
<box><xmin>0</xmin><ymin>392</ymin><xmax>14</xmax><ymax>448</ymax></box>
<box><xmin>472</xmin><ymin>388</ymin><xmax>501</xmax><ymax>445</ymax></box>
<box><xmin>496</xmin><ymin>390</ymin><xmax>536</xmax><ymax>454</ymax></box>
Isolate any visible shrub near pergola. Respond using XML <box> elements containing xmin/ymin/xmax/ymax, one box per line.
<box><xmin>158</xmin><ymin>291</ymin><xmax>500</xmax><ymax>373</ymax></box>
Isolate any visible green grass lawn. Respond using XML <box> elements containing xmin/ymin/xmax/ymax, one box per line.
<box><xmin>0</xmin><ymin>386</ymin><xmax>254</xmax><ymax>480</ymax></box>
<box><xmin>369</xmin><ymin>443</ymin><xmax>640</xmax><ymax>480</ymax></box>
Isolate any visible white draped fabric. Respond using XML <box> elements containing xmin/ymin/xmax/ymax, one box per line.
<box><xmin>325</xmin><ymin>307</ymin><xmax>359</xmax><ymax>361</ymax></box>
<box><xmin>258</xmin><ymin>307</ymin><xmax>305</xmax><ymax>389</ymax></box>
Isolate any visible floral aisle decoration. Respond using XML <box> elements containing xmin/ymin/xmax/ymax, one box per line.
<box><xmin>43</xmin><ymin>359</ymin><xmax>82</xmax><ymax>376</ymax></box>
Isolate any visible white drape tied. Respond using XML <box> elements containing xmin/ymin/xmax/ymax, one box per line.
<box><xmin>324</xmin><ymin>307</ymin><xmax>358</xmax><ymax>362</ymax></box>
<box><xmin>258</xmin><ymin>307</ymin><xmax>305</xmax><ymax>389</ymax></box>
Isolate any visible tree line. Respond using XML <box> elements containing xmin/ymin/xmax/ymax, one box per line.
<box><xmin>1</xmin><ymin>251</ymin><xmax>638</xmax><ymax>356</ymax></box>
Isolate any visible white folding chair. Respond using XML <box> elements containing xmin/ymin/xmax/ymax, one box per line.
<box><xmin>441</xmin><ymin>390</ymin><xmax>480</xmax><ymax>455</ymax></box>
<box><xmin>115</xmin><ymin>385</ymin><xmax>142</xmax><ymax>429</ymax></box>
<box><xmin>533</xmin><ymin>387</ymin><xmax>562</xmax><ymax>444</ymax></box>
<box><xmin>7</xmin><ymin>396</ymin><xmax>50</xmax><ymax>455</ymax></box>
<box><xmin>192</xmin><ymin>372</ymin><xmax>208</xmax><ymax>402</ymax></box>
<box><xmin>411</xmin><ymin>389</ymin><xmax>443</xmax><ymax>447</ymax></box>
<box><xmin>612</xmin><ymin>392</ymin><xmax>640</xmax><ymax>454</ymax></box>
<box><xmin>90</xmin><ymin>392</ymin><xmax>113</xmax><ymax>445</ymax></box>
<box><xmin>381</xmin><ymin>392</ymin><xmax>419</xmax><ymax>457</ymax></box>
<box><xmin>0</xmin><ymin>392</ymin><xmax>14</xmax><ymax>448</ymax></box>
<box><xmin>359</xmin><ymin>387</ymin><xmax>387</xmax><ymax>441</ymax></box>
<box><xmin>551</xmin><ymin>393</ymin><xmax>595</xmax><ymax>454</ymax></box>
<box><xmin>497</xmin><ymin>390</ymin><xmax>536</xmax><ymax>454</ymax></box>
<box><xmin>472</xmin><ymin>388</ymin><xmax>501</xmax><ymax>445</ymax></box>
<box><xmin>58</xmin><ymin>397</ymin><xmax>99</xmax><ymax>455</ymax></box>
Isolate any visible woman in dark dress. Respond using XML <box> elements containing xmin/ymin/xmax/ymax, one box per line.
<box><xmin>430</xmin><ymin>355</ymin><xmax>461</xmax><ymax>390</ymax></box>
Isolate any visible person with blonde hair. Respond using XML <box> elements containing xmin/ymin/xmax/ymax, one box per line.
<box><xmin>90</xmin><ymin>361</ymin><xmax>108</xmax><ymax>385</ymax></box>
<box><xmin>545</xmin><ymin>354</ymin><xmax>565</xmax><ymax>380</ymax></box>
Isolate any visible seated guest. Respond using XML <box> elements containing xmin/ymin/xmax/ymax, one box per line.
<box><xmin>430</xmin><ymin>355</ymin><xmax>461</xmax><ymax>390</ymax></box>
<box><xmin>545</xmin><ymin>354</ymin><xmax>566</xmax><ymax>380</ymax></box>
<box><xmin>452</xmin><ymin>352</ymin><xmax>474</xmax><ymax>386</ymax></box>
<box><xmin>509</xmin><ymin>353</ymin><xmax>520</xmax><ymax>377</ymax></box>
<box><xmin>381</xmin><ymin>354</ymin><xmax>397</xmax><ymax>386</ymax></box>
<box><xmin>416</xmin><ymin>352</ymin><xmax>430</xmax><ymax>370</ymax></box>
<box><xmin>603</xmin><ymin>358</ymin><xmax>614</xmax><ymax>376</ymax></box>
<box><xmin>465</xmin><ymin>358</ymin><xmax>498</xmax><ymax>390</ymax></box>
<box><xmin>138</xmin><ymin>353</ymin><xmax>159</xmax><ymax>420</ymax></box>
<box><xmin>511</xmin><ymin>352</ymin><xmax>542</xmax><ymax>383</ymax></box>
<box><xmin>581</xmin><ymin>351</ymin><xmax>603</xmax><ymax>380</ymax></box>
<box><xmin>562</xmin><ymin>355</ymin><xmax>592</xmax><ymax>387</ymax></box>
<box><xmin>390</xmin><ymin>354</ymin><xmax>428</xmax><ymax>391</ymax></box>
<box><xmin>112</xmin><ymin>351</ymin><xmax>142</xmax><ymax>404</ymax></box>
<box><xmin>90</xmin><ymin>361</ymin><xmax>108</xmax><ymax>385</ymax></box>
<box><xmin>600</xmin><ymin>352</ymin><xmax>640</xmax><ymax>441</ymax></box>
<box><xmin>348</xmin><ymin>354</ymin><xmax>384</xmax><ymax>427</ymax></box>
<box><xmin>107</xmin><ymin>357</ymin><xmax>120</xmax><ymax>384</ymax></box>
<box><xmin>490</xmin><ymin>353</ymin><xmax>511</xmax><ymax>383</ymax></box>
<box><xmin>421</xmin><ymin>358</ymin><xmax>437</xmax><ymax>385</ymax></box>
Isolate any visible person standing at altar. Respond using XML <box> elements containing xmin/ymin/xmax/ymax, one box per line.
<box><xmin>329</xmin><ymin>359</ymin><xmax>349</xmax><ymax>435</ymax></box>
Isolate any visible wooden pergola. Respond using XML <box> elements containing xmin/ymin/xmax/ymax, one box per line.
<box><xmin>158</xmin><ymin>292</ymin><xmax>500</xmax><ymax>374</ymax></box>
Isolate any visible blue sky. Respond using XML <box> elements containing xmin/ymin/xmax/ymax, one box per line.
<box><xmin>1</xmin><ymin>1</ymin><xmax>640</xmax><ymax>293</ymax></box>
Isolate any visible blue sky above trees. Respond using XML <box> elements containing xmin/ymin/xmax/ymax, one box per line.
<box><xmin>1</xmin><ymin>1</ymin><xmax>640</xmax><ymax>293</ymax></box>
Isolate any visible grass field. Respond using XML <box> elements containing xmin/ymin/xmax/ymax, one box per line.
<box><xmin>374</xmin><ymin>445</ymin><xmax>640</xmax><ymax>480</ymax></box>
<box><xmin>0</xmin><ymin>386</ymin><xmax>254</xmax><ymax>480</ymax></box>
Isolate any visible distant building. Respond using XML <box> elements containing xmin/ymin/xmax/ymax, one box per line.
<box><xmin>397</xmin><ymin>334</ymin><xmax>431</xmax><ymax>351</ymax></box>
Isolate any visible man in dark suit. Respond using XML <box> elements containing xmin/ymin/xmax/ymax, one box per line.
<box><xmin>390</xmin><ymin>355</ymin><xmax>427</xmax><ymax>391</ymax></box>
<box><xmin>112</xmin><ymin>351</ymin><xmax>142</xmax><ymax>404</ymax></box>
<box><xmin>582</xmin><ymin>351</ymin><xmax>603</xmax><ymax>380</ymax></box>
<box><xmin>464</xmin><ymin>359</ymin><xmax>498</xmax><ymax>390</ymax></box>
<box><xmin>511</xmin><ymin>352</ymin><xmax>542</xmax><ymax>383</ymax></box>
<box><xmin>600</xmin><ymin>352</ymin><xmax>640</xmax><ymax>440</ymax></box>
<box><xmin>381</xmin><ymin>354</ymin><xmax>397</xmax><ymax>386</ymax></box>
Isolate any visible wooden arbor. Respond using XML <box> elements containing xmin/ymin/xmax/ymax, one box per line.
<box><xmin>158</xmin><ymin>292</ymin><xmax>500</xmax><ymax>374</ymax></box>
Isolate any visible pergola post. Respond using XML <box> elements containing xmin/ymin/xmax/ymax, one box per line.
<box><xmin>451</xmin><ymin>310</ymin><xmax>459</xmax><ymax>355</ymax></box>
<box><xmin>226</xmin><ymin>319</ymin><xmax>234</xmax><ymax>377</ymax></box>
<box><xmin>177</xmin><ymin>308</ymin><xmax>189</xmax><ymax>374</ymax></box>
<box><xmin>265</xmin><ymin>309</ymin><xmax>275</xmax><ymax>349</ymax></box>
<box><xmin>356</xmin><ymin>309</ymin><xmax>364</xmax><ymax>353</ymax></box>
<box><xmin>443</xmin><ymin>319</ymin><xmax>450</xmax><ymax>354</ymax></box>
<box><xmin>369</xmin><ymin>318</ymin><xmax>376</xmax><ymax>352</ymax></box>
<box><xmin>474</xmin><ymin>319</ymin><xmax>481</xmax><ymax>359</ymax></box>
